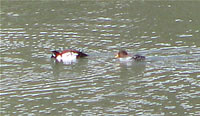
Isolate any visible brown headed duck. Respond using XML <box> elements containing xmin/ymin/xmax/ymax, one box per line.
<box><xmin>115</xmin><ymin>50</ymin><xmax>145</xmax><ymax>61</ymax></box>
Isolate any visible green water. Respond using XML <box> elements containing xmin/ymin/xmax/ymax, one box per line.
<box><xmin>1</xmin><ymin>1</ymin><xmax>200</xmax><ymax>115</ymax></box>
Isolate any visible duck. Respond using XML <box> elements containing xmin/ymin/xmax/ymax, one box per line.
<box><xmin>115</xmin><ymin>50</ymin><xmax>145</xmax><ymax>61</ymax></box>
<box><xmin>51</xmin><ymin>49</ymin><xmax>88</xmax><ymax>63</ymax></box>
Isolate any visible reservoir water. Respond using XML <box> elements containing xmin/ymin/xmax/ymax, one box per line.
<box><xmin>1</xmin><ymin>1</ymin><xmax>200</xmax><ymax>115</ymax></box>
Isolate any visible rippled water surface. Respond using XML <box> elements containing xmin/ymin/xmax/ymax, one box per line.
<box><xmin>1</xmin><ymin>1</ymin><xmax>200</xmax><ymax>115</ymax></box>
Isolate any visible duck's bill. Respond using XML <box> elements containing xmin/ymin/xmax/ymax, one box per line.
<box><xmin>115</xmin><ymin>54</ymin><xmax>119</xmax><ymax>58</ymax></box>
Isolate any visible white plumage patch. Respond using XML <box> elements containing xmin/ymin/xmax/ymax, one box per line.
<box><xmin>56</xmin><ymin>52</ymin><xmax>79</xmax><ymax>64</ymax></box>
<box><xmin>118</xmin><ymin>57</ymin><xmax>132</xmax><ymax>61</ymax></box>
<box><xmin>56</xmin><ymin>55</ymin><xmax>62</xmax><ymax>62</ymax></box>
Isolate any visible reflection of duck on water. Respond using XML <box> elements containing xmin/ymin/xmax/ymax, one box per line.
<box><xmin>115</xmin><ymin>50</ymin><xmax>145</xmax><ymax>61</ymax></box>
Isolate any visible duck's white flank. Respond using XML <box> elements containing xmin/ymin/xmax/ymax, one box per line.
<box><xmin>56</xmin><ymin>52</ymin><xmax>78</xmax><ymax>64</ymax></box>
<box><xmin>118</xmin><ymin>57</ymin><xmax>132</xmax><ymax>61</ymax></box>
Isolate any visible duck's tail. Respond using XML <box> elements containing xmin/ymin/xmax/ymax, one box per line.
<box><xmin>51</xmin><ymin>50</ymin><xmax>60</xmax><ymax>58</ymax></box>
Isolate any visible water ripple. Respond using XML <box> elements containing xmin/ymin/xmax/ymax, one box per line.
<box><xmin>1</xmin><ymin>1</ymin><xmax>200</xmax><ymax>115</ymax></box>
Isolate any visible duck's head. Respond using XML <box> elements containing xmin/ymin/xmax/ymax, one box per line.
<box><xmin>115</xmin><ymin>50</ymin><xmax>129</xmax><ymax>58</ymax></box>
